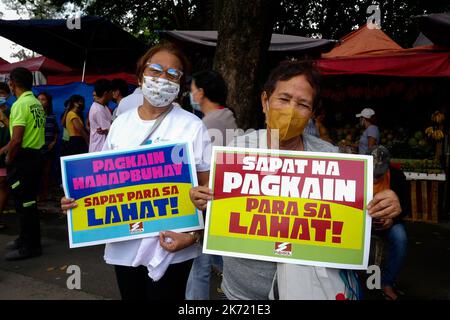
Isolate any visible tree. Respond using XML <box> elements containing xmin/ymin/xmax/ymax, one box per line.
<box><xmin>5</xmin><ymin>0</ymin><xmax>450</xmax><ymax>127</ymax></box>
<box><xmin>3</xmin><ymin>0</ymin><xmax>68</xmax><ymax>19</ymax></box>
<box><xmin>213</xmin><ymin>0</ymin><xmax>280</xmax><ymax>130</ymax></box>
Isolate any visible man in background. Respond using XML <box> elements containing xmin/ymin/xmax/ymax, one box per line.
<box><xmin>111</xmin><ymin>78</ymin><xmax>129</xmax><ymax>121</ymax></box>
<box><xmin>89</xmin><ymin>79</ymin><xmax>113</xmax><ymax>152</ymax></box>
<box><xmin>2</xmin><ymin>67</ymin><xmax>45</xmax><ymax>260</ymax></box>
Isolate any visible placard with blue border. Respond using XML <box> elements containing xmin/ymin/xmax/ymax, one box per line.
<box><xmin>61</xmin><ymin>141</ymin><xmax>202</xmax><ymax>248</ymax></box>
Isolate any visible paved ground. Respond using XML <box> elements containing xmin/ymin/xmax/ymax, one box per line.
<box><xmin>0</xmin><ymin>190</ymin><xmax>449</xmax><ymax>300</ymax></box>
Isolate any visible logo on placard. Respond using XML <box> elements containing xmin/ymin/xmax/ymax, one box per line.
<box><xmin>274</xmin><ymin>242</ymin><xmax>292</xmax><ymax>256</ymax></box>
<box><xmin>129</xmin><ymin>222</ymin><xmax>144</xmax><ymax>234</ymax></box>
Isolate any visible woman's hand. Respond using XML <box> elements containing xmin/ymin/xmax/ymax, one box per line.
<box><xmin>189</xmin><ymin>186</ymin><xmax>213</xmax><ymax>211</ymax></box>
<box><xmin>368</xmin><ymin>189</ymin><xmax>401</xmax><ymax>220</ymax></box>
<box><xmin>159</xmin><ymin>231</ymin><xmax>196</xmax><ymax>253</ymax></box>
<box><xmin>61</xmin><ymin>196</ymin><xmax>77</xmax><ymax>215</ymax></box>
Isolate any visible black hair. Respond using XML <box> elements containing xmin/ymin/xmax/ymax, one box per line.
<box><xmin>0</xmin><ymin>82</ymin><xmax>10</xmax><ymax>95</ymax></box>
<box><xmin>37</xmin><ymin>91</ymin><xmax>53</xmax><ymax>115</ymax></box>
<box><xmin>192</xmin><ymin>70</ymin><xmax>228</xmax><ymax>106</ymax></box>
<box><xmin>10</xmin><ymin>67</ymin><xmax>33</xmax><ymax>90</ymax></box>
<box><xmin>94</xmin><ymin>79</ymin><xmax>112</xmax><ymax>97</ymax></box>
<box><xmin>111</xmin><ymin>78</ymin><xmax>129</xmax><ymax>97</ymax></box>
<box><xmin>61</xmin><ymin>94</ymin><xmax>86</xmax><ymax>127</ymax></box>
<box><xmin>64</xmin><ymin>94</ymin><xmax>84</xmax><ymax>109</ymax></box>
<box><xmin>263</xmin><ymin>60</ymin><xmax>322</xmax><ymax>111</ymax></box>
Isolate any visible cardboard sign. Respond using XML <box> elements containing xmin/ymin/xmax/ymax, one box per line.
<box><xmin>204</xmin><ymin>146</ymin><xmax>373</xmax><ymax>270</ymax></box>
<box><xmin>61</xmin><ymin>141</ymin><xmax>203</xmax><ymax>248</ymax></box>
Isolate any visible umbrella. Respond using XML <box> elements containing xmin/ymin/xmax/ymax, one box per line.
<box><xmin>415</xmin><ymin>13</ymin><xmax>450</xmax><ymax>48</ymax></box>
<box><xmin>0</xmin><ymin>16</ymin><xmax>148</xmax><ymax>80</ymax></box>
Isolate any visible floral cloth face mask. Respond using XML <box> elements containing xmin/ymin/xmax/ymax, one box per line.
<box><xmin>142</xmin><ymin>76</ymin><xmax>180</xmax><ymax>108</ymax></box>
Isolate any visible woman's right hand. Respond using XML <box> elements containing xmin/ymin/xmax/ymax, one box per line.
<box><xmin>189</xmin><ymin>186</ymin><xmax>213</xmax><ymax>211</ymax></box>
<box><xmin>61</xmin><ymin>196</ymin><xmax>77</xmax><ymax>215</ymax></box>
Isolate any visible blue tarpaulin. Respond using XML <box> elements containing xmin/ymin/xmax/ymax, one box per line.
<box><xmin>2</xmin><ymin>82</ymin><xmax>120</xmax><ymax>181</ymax></box>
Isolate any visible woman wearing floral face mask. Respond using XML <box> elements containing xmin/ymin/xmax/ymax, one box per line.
<box><xmin>190</xmin><ymin>60</ymin><xmax>403</xmax><ymax>300</ymax></box>
<box><xmin>61</xmin><ymin>42</ymin><xmax>211</xmax><ymax>300</ymax></box>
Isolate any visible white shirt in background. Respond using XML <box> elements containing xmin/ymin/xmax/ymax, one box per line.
<box><xmin>88</xmin><ymin>101</ymin><xmax>112</xmax><ymax>152</ymax></box>
<box><xmin>114</xmin><ymin>87</ymin><xmax>143</xmax><ymax>118</ymax></box>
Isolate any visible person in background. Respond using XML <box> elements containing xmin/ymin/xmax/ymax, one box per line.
<box><xmin>190</xmin><ymin>60</ymin><xmax>403</xmax><ymax>300</ymax></box>
<box><xmin>61</xmin><ymin>42</ymin><xmax>211</xmax><ymax>300</ymax></box>
<box><xmin>114</xmin><ymin>81</ymin><xmax>143</xmax><ymax>118</ymax></box>
<box><xmin>369</xmin><ymin>145</ymin><xmax>408</xmax><ymax>301</ymax></box>
<box><xmin>356</xmin><ymin>108</ymin><xmax>379</xmax><ymax>154</ymax></box>
<box><xmin>89</xmin><ymin>79</ymin><xmax>113</xmax><ymax>152</ymax></box>
<box><xmin>2</xmin><ymin>67</ymin><xmax>45</xmax><ymax>260</ymax></box>
<box><xmin>61</xmin><ymin>95</ymin><xmax>88</xmax><ymax>155</ymax></box>
<box><xmin>186</xmin><ymin>70</ymin><xmax>237</xmax><ymax>300</ymax></box>
<box><xmin>60</xmin><ymin>99</ymin><xmax>71</xmax><ymax>156</ymax></box>
<box><xmin>111</xmin><ymin>78</ymin><xmax>129</xmax><ymax>121</ymax></box>
<box><xmin>37</xmin><ymin>92</ymin><xmax>59</xmax><ymax>201</ymax></box>
<box><xmin>304</xmin><ymin>109</ymin><xmax>333</xmax><ymax>143</ymax></box>
<box><xmin>0</xmin><ymin>82</ymin><xmax>11</xmax><ymax>230</ymax></box>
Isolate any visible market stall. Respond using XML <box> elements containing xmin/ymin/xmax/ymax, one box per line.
<box><xmin>317</xmin><ymin>23</ymin><xmax>450</xmax><ymax>223</ymax></box>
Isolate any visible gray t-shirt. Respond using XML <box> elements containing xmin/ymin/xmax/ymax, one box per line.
<box><xmin>202</xmin><ymin>108</ymin><xmax>237</xmax><ymax>147</ymax></box>
<box><xmin>221</xmin><ymin>130</ymin><xmax>338</xmax><ymax>300</ymax></box>
<box><xmin>358</xmin><ymin>125</ymin><xmax>380</xmax><ymax>155</ymax></box>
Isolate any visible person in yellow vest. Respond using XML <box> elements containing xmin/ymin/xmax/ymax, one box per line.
<box><xmin>1</xmin><ymin>67</ymin><xmax>45</xmax><ymax>260</ymax></box>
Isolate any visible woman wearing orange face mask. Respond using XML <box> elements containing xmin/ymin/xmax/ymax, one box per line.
<box><xmin>190</xmin><ymin>60</ymin><xmax>404</xmax><ymax>300</ymax></box>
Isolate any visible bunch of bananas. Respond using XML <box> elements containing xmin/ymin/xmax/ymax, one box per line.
<box><xmin>433</xmin><ymin>129</ymin><xmax>444</xmax><ymax>141</ymax></box>
<box><xmin>425</xmin><ymin>126</ymin><xmax>444</xmax><ymax>140</ymax></box>
<box><xmin>431</xmin><ymin>111</ymin><xmax>445</xmax><ymax>124</ymax></box>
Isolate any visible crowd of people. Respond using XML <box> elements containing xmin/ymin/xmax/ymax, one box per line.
<box><xmin>0</xmin><ymin>40</ymin><xmax>409</xmax><ymax>300</ymax></box>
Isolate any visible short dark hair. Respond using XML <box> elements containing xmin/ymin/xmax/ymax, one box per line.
<box><xmin>94</xmin><ymin>79</ymin><xmax>112</xmax><ymax>97</ymax></box>
<box><xmin>192</xmin><ymin>70</ymin><xmax>228</xmax><ymax>106</ymax></box>
<box><xmin>111</xmin><ymin>78</ymin><xmax>129</xmax><ymax>97</ymax></box>
<box><xmin>263</xmin><ymin>60</ymin><xmax>322</xmax><ymax>111</ymax></box>
<box><xmin>0</xmin><ymin>82</ymin><xmax>10</xmax><ymax>95</ymax></box>
<box><xmin>10</xmin><ymin>67</ymin><xmax>33</xmax><ymax>90</ymax></box>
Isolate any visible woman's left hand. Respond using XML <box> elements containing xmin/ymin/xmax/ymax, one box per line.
<box><xmin>367</xmin><ymin>189</ymin><xmax>401</xmax><ymax>220</ymax></box>
<box><xmin>159</xmin><ymin>231</ymin><xmax>195</xmax><ymax>253</ymax></box>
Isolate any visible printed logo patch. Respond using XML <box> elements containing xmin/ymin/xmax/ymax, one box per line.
<box><xmin>274</xmin><ymin>242</ymin><xmax>292</xmax><ymax>256</ymax></box>
<box><xmin>129</xmin><ymin>222</ymin><xmax>144</xmax><ymax>234</ymax></box>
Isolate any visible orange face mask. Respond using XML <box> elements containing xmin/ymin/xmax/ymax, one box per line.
<box><xmin>267</xmin><ymin>105</ymin><xmax>309</xmax><ymax>141</ymax></box>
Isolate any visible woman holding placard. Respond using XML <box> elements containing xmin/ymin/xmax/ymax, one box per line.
<box><xmin>61</xmin><ymin>42</ymin><xmax>211</xmax><ymax>300</ymax></box>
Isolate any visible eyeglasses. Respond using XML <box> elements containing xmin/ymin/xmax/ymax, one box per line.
<box><xmin>145</xmin><ymin>63</ymin><xmax>184</xmax><ymax>81</ymax></box>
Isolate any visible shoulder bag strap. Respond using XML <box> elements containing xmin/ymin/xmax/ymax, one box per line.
<box><xmin>140</xmin><ymin>105</ymin><xmax>174</xmax><ymax>146</ymax></box>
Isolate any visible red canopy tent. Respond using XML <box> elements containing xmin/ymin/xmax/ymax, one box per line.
<box><xmin>0</xmin><ymin>55</ymin><xmax>74</xmax><ymax>85</ymax></box>
<box><xmin>0</xmin><ymin>55</ymin><xmax>72</xmax><ymax>74</ymax></box>
<box><xmin>0</xmin><ymin>58</ymin><xmax>9</xmax><ymax>66</ymax></box>
<box><xmin>0</xmin><ymin>55</ymin><xmax>137</xmax><ymax>85</ymax></box>
<box><xmin>318</xmin><ymin>24</ymin><xmax>450</xmax><ymax>77</ymax></box>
